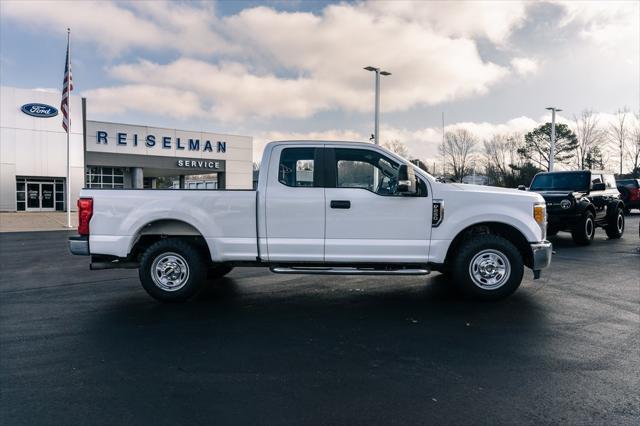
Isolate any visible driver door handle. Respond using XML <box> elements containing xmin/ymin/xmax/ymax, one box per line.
<box><xmin>330</xmin><ymin>200</ymin><xmax>351</xmax><ymax>209</ymax></box>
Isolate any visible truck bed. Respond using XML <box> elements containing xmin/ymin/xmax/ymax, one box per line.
<box><xmin>84</xmin><ymin>189</ymin><xmax>258</xmax><ymax>261</ymax></box>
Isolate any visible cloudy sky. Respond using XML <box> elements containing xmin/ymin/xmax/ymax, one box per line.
<box><xmin>1</xmin><ymin>0</ymin><xmax>638</xmax><ymax>163</ymax></box>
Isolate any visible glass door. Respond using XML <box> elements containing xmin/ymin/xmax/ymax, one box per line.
<box><xmin>26</xmin><ymin>183</ymin><xmax>40</xmax><ymax>210</ymax></box>
<box><xmin>25</xmin><ymin>183</ymin><xmax>56</xmax><ymax>211</ymax></box>
<box><xmin>41</xmin><ymin>183</ymin><xmax>55</xmax><ymax>210</ymax></box>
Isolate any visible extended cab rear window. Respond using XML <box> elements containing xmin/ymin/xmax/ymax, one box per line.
<box><xmin>278</xmin><ymin>148</ymin><xmax>320</xmax><ymax>188</ymax></box>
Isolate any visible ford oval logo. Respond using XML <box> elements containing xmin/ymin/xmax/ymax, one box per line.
<box><xmin>20</xmin><ymin>103</ymin><xmax>59</xmax><ymax>118</ymax></box>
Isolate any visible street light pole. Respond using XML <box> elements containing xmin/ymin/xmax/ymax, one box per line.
<box><xmin>546</xmin><ymin>107</ymin><xmax>562</xmax><ymax>171</ymax></box>
<box><xmin>364</xmin><ymin>66</ymin><xmax>391</xmax><ymax>145</ymax></box>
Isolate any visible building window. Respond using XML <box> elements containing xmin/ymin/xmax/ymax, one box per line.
<box><xmin>86</xmin><ymin>166</ymin><xmax>125</xmax><ymax>189</ymax></box>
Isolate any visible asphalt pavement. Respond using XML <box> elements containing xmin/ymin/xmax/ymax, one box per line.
<box><xmin>1</xmin><ymin>215</ymin><xmax>639</xmax><ymax>425</ymax></box>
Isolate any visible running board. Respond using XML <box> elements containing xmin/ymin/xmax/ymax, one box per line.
<box><xmin>270</xmin><ymin>266</ymin><xmax>430</xmax><ymax>276</ymax></box>
<box><xmin>90</xmin><ymin>261</ymin><xmax>139</xmax><ymax>270</ymax></box>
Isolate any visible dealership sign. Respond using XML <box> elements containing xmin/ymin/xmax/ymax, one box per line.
<box><xmin>21</xmin><ymin>103</ymin><xmax>59</xmax><ymax>118</ymax></box>
<box><xmin>177</xmin><ymin>159</ymin><xmax>223</xmax><ymax>170</ymax></box>
<box><xmin>95</xmin><ymin>130</ymin><xmax>226</xmax><ymax>153</ymax></box>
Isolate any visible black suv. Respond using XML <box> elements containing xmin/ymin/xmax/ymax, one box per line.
<box><xmin>526</xmin><ymin>170</ymin><xmax>625</xmax><ymax>245</ymax></box>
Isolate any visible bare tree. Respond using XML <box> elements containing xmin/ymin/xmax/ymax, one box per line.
<box><xmin>439</xmin><ymin>129</ymin><xmax>477</xmax><ymax>181</ymax></box>
<box><xmin>573</xmin><ymin>109</ymin><xmax>604</xmax><ymax>170</ymax></box>
<box><xmin>626</xmin><ymin>112</ymin><xmax>640</xmax><ymax>177</ymax></box>
<box><xmin>608</xmin><ymin>107</ymin><xmax>629</xmax><ymax>175</ymax></box>
<box><xmin>382</xmin><ymin>139</ymin><xmax>411</xmax><ymax>159</ymax></box>
<box><xmin>483</xmin><ymin>133</ymin><xmax>520</xmax><ymax>186</ymax></box>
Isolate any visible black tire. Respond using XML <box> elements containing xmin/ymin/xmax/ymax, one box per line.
<box><xmin>605</xmin><ymin>206</ymin><xmax>625</xmax><ymax>239</ymax></box>
<box><xmin>450</xmin><ymin>234</ymin><xmax>524</xmax><ymax>300</ymax></box>
<box><xmin>207</xmin><ymin>265</ymin><xmax>234</xmax><ymax>280</ymax></box>
<box><xmin>139</xmin><ymin>239</ymin><xmax>206</xmax><ymax>303</ymax></box>
<box><xmin>571</xmin><ymin>211</ymin><xmax>595</xmax><ymax>246</ymax></box>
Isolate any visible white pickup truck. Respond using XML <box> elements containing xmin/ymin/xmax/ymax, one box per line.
<box><xmin>69</xmin><ymin>140</ymin><xmax>552</xmax><ymax>302</ymax></box>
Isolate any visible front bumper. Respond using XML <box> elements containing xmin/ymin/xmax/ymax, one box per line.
<box><xmin>530</xmin><ymin>241</ymin><xmax>552</xmax><ymax>278</ymax></box>
<box><xmin>68</xmin><ymin>236</ymin><xmax>90</xmax><ymax>256</ymax></box>
<box><xmin>547</xmin><ymin>213</ymin><xmax>581</xmax><ymax>229</ymax></box>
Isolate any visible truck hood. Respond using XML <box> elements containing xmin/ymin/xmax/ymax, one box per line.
<box><xmin>438</xmin><ymin>183</ymin><xmax>544</xmax><ymax>203</ymax></box>
<box><xmin>531</xmin><ymin>190</ymin><xmax>587</xmax><ymax>199</ymax></box>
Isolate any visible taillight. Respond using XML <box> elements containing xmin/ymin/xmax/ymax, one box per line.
<box><xmin>77</xmin><ymin>198</ymin><xmax>93</xmax><ymax>236</ymax></box>
<box><xmin>631</xmin><ymin>189</ymin><xmax>640</xmax><ymax>201</ymax></box>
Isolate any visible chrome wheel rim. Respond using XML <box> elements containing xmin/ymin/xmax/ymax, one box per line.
<box><xmin>617</xmin><ymin>213</ymin><xmax>624</xmax><ymax>233</ymax></box>
<box><xmin>469</xmin><ymin>249</ymin><xmax>511</xmax><ymax>290</ymax></box>
<box><xmin>585</xmin><ymin>217</ymin><xmax>594</xmax><ymax>238</ymax></box>
<box><xmin>151</xmin><ymin>252</ymin><xmax>190</xmax><ymax>292</ymax></box>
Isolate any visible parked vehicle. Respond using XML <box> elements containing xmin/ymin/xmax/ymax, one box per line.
<box><xmin>69</xmin><ymin>141</ymin><xmax>552</xmax><ymax>302</ymax></box>
<box><xmin>616</xmin><ymin>178</ymin><xmax>640</xmax><ymax>213</ymax></box>
<box><xmin>526</xmin><ymin>170</ymin><xmax>625</xmax><ymax>245</ymax></box>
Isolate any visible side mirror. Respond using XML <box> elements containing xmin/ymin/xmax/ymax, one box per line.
<box><xmin>592</xmin><ymin>182</ymin><xmax>606</xmax><ymax>191</ymax></box>
<box><xmin>397</xmin><ymin>164</ymin><xmax>417</xmax><ymax>195</ymax></box>
<box><xmin>517</xmin><ymin>185</ymin><xmax>526</xmax><ymax>191</ymax></box>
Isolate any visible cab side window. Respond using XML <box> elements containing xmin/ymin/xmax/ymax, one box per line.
<box><xmin>335</xmin><ymin>148</ymin><xmax>400</xmax><ymax>195</ymax></box>
<box><xmin>333</xmin><ymin>148</ymin><xmax>427</xmax><ymax>196</ymax></box>
<box><xmin>603</xmin><ymin>174</ymin><xmax>616</xmax><ymax>189</ymax></box>
<box><xmin>279</xmin><ymin>148</ymin><xmax>318</xmax><ymax>187</ymax></box>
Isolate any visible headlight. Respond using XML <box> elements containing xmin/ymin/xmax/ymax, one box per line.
<box><xmin>534</xmin><ymin>203</ymin><xmax>547</xmax><ymax>240</ymax></box>
<box><xmin>560</xmin><ymin>199</ymin><xmax>572</xmax><ymax>209</ymax></box>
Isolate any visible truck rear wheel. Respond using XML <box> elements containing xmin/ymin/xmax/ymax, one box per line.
<box><xmin>605</xmin><ymin>207</ymin><xmax>625</xmax><ymax>239</ymax></box>
<box><xmin>139</xmin><ymin>239</ymin><xmax>206</xmax><ymax>302</ymax></box>
<box><xmin>450</xmin><ymin>235</ymin><xmax>524</xmax><ymax>300</ymax></box>
<box><xmin>571</xmin><ymin>211</ymin><xmax>595</xmax><ymax>245</ymax></box>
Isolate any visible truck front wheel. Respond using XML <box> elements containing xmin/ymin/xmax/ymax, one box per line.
<box><xmin>450</xmin><ymin>235</ymin><xmax>524</xmax><ymax>300</ymax></box>
<box><xmin>139</xmin><ymin>239</ymin><xmax>206</xmax><ymax>302</ymax></box>
<box><xmin>571</xmin><ymin>211</ymin><xmax>595</xmax><ymax>245</ymax></box>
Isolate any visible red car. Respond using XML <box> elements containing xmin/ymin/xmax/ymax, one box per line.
<box><xmin>616</xmin><ymin>179</ymin><xmax>640</xmax><ymax>214</ymax></box>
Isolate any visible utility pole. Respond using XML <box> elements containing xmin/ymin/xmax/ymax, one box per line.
<box><xmin>364</xmin><ymin>66</ymin><xmax>391</xmax><ymax>144</ymax></box>
<box><xmin>546</xmin><ymin>107</ymin><xmax>562</xmax><ymax>171</ymax></box>
<box><xmin>441</xmin><ymin>111</ymin><xmax>446</xmax><ymax>176</ymax></box>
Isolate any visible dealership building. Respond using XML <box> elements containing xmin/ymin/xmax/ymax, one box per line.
<box><xmin>0</xmin><ymin>86</ymin><xmax>253</xmax><ymax>212</ymax></box>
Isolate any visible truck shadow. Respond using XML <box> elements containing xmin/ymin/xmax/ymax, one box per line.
<box><xmin>90</xmin><ymin>272</ymin><xmax>549</xmax><ymax>341</ymax></box>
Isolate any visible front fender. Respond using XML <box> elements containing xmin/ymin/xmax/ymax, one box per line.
<box><xmin>428</xmin><ymin>201</ymin><xmax>542</xmax><ymax>264</ymax></box>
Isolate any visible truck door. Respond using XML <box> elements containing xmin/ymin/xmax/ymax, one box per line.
<box><xmin>264</xmin><ymin>145</ymin><xmax>325</xmax><ymax>262</ymax></box>
<box><xmin>589</xmin><ymin>173</ymin><xmax>607</xmax><ymax>219</ymax></box>
<box><xmin>323</xmin><ymin>147</ymin><xmax>432</xmax><ymax>263</ymax></box>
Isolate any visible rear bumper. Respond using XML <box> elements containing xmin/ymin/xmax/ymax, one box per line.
<box><xmin>530</xmin><ymin>241</ymin><xmax>552</xmax><ymax>277</ymax></box>
<box><xmin>68</xmin><ymin>236</ymin><xmax>89</xmax><ymax>256</ymax></box>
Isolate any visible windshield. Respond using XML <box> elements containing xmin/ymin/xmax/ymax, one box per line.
<box><xmin>617</xmin><ymin>179</ymin><xmax>639</xmax><ymax>188</ymax></box>
<box><xmin>530</xmin><ymin>172</ymin><xmax>590</xmax><ymax>191</ymax></box>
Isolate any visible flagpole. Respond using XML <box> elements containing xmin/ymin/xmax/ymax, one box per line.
<box><xmin>66</xmin><ymin>28</ymin><xmax>72</xmax><ymax>228</ymax></box>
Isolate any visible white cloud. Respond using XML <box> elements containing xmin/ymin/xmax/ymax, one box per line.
<box><xmin>5</xmin><ymin>0</ymin><xmax>634</xmax><ymax>125</ymax></box>
<box><xmin>33</xmin><ymin>88</ymin><xmax>58</xmax><ymax>93</ymax></box>
<box><xmin>78</xmin><ymin>2</ymin><xmax>512</xmax><ymax>121</ymax></box>
<box><xmin>254</xmin><ymin>116</ymin><xmax>545</xmax><ymax>163</ymax></box>
<box><xmin>362</xmin><ymin>1</ymin><xmax>530</xmax><ymax>44</ymax></box>
<box><xmin>554</xmin><ymin>0</ymin><xmax>639</xmax><ymax>49</ymax></box>
<box><xmin>510</xmin><ymin>57</ymin><xmax>539</xmax><ymax>76</ymax></box>
<box><xmin>84</xmin><ymin>85</ymin><xmax>205</xmax><ymax>119</ymax></box>
<box><xmin>0</xmin><ymin>0</ymin><xmax>230</xmax><ymax>56</ymax></box>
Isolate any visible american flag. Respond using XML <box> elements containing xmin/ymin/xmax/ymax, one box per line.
<box><xmin>61</xmin><ymin>32</ymin><xmax>73</xmax><ymax>133</ymax></box>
